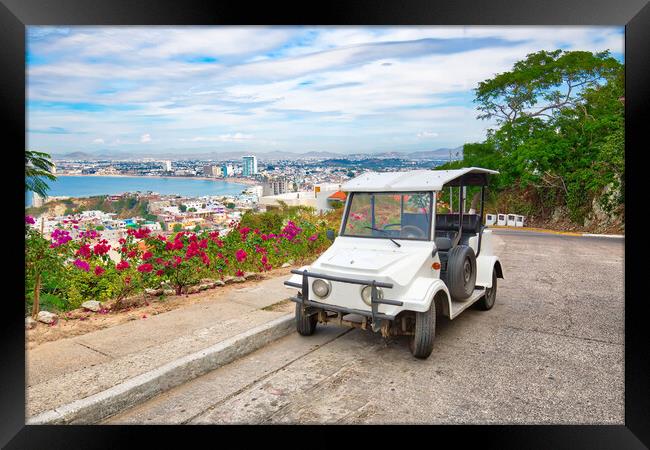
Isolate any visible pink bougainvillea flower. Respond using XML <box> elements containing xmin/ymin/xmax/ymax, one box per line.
<box><xmin>165</xmin><ymin>241</ymin><xmax>174</xmax><ymax>251</ymax></box>
<box><xmin>50</xmin><ymin>229</ymin><xmax>72</xmax><ymax>248</ymax></box>
<box><xmin>133</xmin><ymin>227</ymin><xmax>151</xmax><ymax>239</ymax></box>
<box><xmin>308</xmin><ymin>234</ymin><xmax>318</xmax><ymax>242</ymax></box>
<box><xmin>118</xmin><ymin>238</ymin><xmax>126</xmax><ymax>245</ymax></box>
<box><xmin>94</xmin><ymin>266</ymin><xmax>106</xmax><ymax>276</ymax></box>
<box><xmin>157</xmin><ymin>234</ymin><xmax>167</xmax><ymax>241</ymax></box>
<box><xmin>116</xmin><ymin>260</ymin><xmax>130</xmax><ymax>271</ymax></box>
<box><xmin>236</xmin><ymin>249</ymin><xmax>247</xmax><ymax>262</ymax></box>
<box><xmin>76</xmin><ymin>244</ymin><xmax>92</xmax><ymax>259</ymax></box>
<box><xmin>25</xmin><ymin>215</ymin><xmax>36</xmax><ymax>225</ymax></box>
<box><xmin>137</xmin><ymin>263</ymin><xmax>153</xmax><ymax>273</ymax></box>
<box><xmin>127</xmin><ymin>250</ymin><xmax>138</xmax><ymax>259</ymax></box>
<box><xmin>93</xmin><ymin>241</ymin><xmax>111</xmax><ymax>256</ymax></box>
<box><xmin>173</xmin><ymin>239</ymin><xmax>184</xmax><ymax>250</ymax></box>
<box><xmin>236</xmin><ymin>269</ymin><xmax>245</xmax><ymax>277</ymax></box>
<box><xmin>142</xmin><ymin>251</ymin><xmax>153</xmax><ymax>260</ymax></box>
<box><xmin>124</xmin><ymin>276</ymin><xmax>132</xmax><ymax>285</ymax></box>
<box><xmin>155</xmin><ymin>269</ymin><xmax>165</xmax><ymax>276</ymax></box>
<box><xmin>73</xmin><ymin>259</ymin><xmax>90</xmax><ymax>272</ymax></box>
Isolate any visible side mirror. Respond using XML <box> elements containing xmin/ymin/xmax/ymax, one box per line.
<box><xmin>326</xmin><ymin>229</ymin><xmax>335</xmax><ymax>241</ymax></box>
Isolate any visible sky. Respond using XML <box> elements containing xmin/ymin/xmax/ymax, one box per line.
<box><xmin>26</xmin><ymin>26</ymin><xmax>624</xmax><ymax>156</ymax></box>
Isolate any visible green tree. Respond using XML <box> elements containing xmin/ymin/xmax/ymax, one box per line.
<box><xmin>475</xmin><ymin>50</ymin><xmax>620</xmax><ymax>125</ymax></box>
<box><xmin>444</xmin><ymin>50</ymin><xmax>624</xmax><ymax>225</ymax></box>
<box><xmin>25</xmin><ymin>150</ymin><xmax>57</xmax><ymax>198</ymax></box>
<box><xmin>172</xmin><ymin>223</ymin><xmax>183</xmax><ymax>232</ymax></box>
<box><xmin>179</xmin><ymin>204</ymin><xmax>187</xmax><ymax>212</ymax></box>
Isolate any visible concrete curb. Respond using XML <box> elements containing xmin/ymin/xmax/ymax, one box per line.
<box><xmin>491</xmin><ymin>226</ymin><xmax>624</xmax><ymax>239</ymax></box>
<box><xmin>27</xmin><ymin>313</ymin><xmax>295</xmax><ymax>425</ymax></box>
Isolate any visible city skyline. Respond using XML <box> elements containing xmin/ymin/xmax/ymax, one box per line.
<box><xmin>27</xmin><ymin>26</ymin><xmax>623</xmax><ymax>156</ymax></box>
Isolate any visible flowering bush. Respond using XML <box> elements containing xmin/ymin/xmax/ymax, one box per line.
<box><xmin>25</xmin><ymin>206</ymin><xmax>343</xmax><ymax>313</ymax></box>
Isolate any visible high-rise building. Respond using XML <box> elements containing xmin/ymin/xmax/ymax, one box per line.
<box><xmin>163</xmin><ymin>160</ymin><xmax>172</xmax><ymax>172</ymax></box>
<box><xmin>203</xmin><ymin>165</ymin><xmax>223</xmax><ymax>177</ymax></box>
<box><xmin>242</xmin><ymin>155</ymin><xmax>258</xmax><ymax>177</ymax></box>
<box><xmin>221</xmin><ymin>164</ymin><xmax>234</xmax><ymax>177</ymax></box>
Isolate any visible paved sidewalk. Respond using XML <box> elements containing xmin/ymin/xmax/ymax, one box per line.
<box><xmin>26</xmin><ymin>275</ymin><xmax>294</xmax><ymax>419</ymax></box>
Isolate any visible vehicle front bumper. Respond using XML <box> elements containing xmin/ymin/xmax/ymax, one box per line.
<box><xmin>284</xmin><ymin>269</ymin><xmax>404</xmax><ymax>331</ymax></box>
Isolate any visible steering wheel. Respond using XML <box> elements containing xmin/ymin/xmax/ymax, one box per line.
<box><xmin>401</xmin><ymin>225</ymin><xmax>426</xmax><ymax>239</ymax></box>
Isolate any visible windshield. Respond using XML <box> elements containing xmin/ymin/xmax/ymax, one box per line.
<box><xmin>342</xmin><ymin>192</ymin><xmax>433</xmax><ymax>241</ymax></box>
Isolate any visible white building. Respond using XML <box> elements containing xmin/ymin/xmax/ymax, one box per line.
<box><xmin>163</xmin><ymin>160</ymin><xmax>172</xmax><ymax>172</ymax></box>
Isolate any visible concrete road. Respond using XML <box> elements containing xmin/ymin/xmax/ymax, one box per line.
<box><xmin>107</xmin><ymin>231</ymin><xmax>624</xmax><ymax>424</ymax></box>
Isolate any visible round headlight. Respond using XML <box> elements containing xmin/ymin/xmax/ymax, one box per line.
<box><xmin>361</xmin><ymin>285</ymin><xmax>383</xmax><ymax>306</ymax></box>
<box><xmin>312</xmin><ymin>279</ymin><xmax>331</xmax><ymax>298</ymax></box>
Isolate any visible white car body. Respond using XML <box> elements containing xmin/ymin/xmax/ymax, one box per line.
<box><xmin>285</xmin><ymin>167</ymin><xmax>504</xmax><ymax>329</ymax></box>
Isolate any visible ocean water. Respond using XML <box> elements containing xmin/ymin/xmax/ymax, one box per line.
<box><xmin>25</xmin><ymin>175</ymin><xmax>248</xmax><ymax>207</ymax></box>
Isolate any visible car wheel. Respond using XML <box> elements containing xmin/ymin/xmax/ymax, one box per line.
<box><xmin>444</xmin><ymin>244</ymin><xmax>477</xmax><ymax>300</ymax></box>
<box><xmin>477</xmin><ymin>270</ymin><xmax>497</xmax><ymax>311</ymax></box>
<box><xmin>409</xmin><ymin>301</ymin><xmax>436</xmax><ymax>359</ymax></box>
<box><xmin>295</xmin><ymin>296</ymin><xmax>317</xmax><ymax>336</ymax></box>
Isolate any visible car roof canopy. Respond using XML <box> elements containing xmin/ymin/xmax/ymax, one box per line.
<box><xmin>341</xmin><ymin>167</ymin><xmax>499</xmax><ymax>192</ymax></box>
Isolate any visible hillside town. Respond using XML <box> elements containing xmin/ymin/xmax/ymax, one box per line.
<box><xmin>27</xmin><ymin>154</ymin><xmax>355</xmax><ymax>263</ymax></box>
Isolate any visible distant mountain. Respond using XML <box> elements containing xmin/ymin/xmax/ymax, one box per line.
<box><xmin>52</xmin><ymin>146</ymin><xmax>464</xmax><ymax>161</ymax></box>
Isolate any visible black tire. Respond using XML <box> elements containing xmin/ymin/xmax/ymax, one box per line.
<box><xmin>295</xmin><ymin>298</ymin><xmax>317</xmax><ymax>336</ymax></box>
<box><xmin>409</xmin><ymin>301</ymin><xmax>436</xmax><ymax>359</ymax></box>
<box><xmin>444</xmin><ymin>245</ymin><xmax>477</xmax><ymax>300</ymax></box>
<box><xmin>476</xmin><ymin>270</ymin><xmax>497</xmax><ymax>311</ymax></box>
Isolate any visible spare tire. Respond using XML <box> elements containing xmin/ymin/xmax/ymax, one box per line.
<box><xmin>443</xmin><ymin>245</ymin><xmax>477</xmax><ymax>300</ymax></box>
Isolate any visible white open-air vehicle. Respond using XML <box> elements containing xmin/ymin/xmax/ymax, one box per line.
<box><xmin>285</xmin><ymin>167</ymin><xmax>504</xmax><ymax>358</ymax></box>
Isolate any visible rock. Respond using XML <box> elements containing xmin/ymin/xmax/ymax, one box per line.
<box><xmin>81</xmin><ymin>300</ymin><xmax>102</xmax><ymax>312</ymax></box>
<box><xmin>281</xmin><ymin>262</ymin><xmax>291</xmax><ymax>268</ymax></box>
<box><xmin>286</xmin><ymin>259</ymin><xmax>295</xmax><ymax>265</ymax></box>
<box><xmin>184</xmin><ymin>285</ymin><xmax>200</xmax><ymax>294</ymax></box>
<box><xmin>37</xmin><ymin>311</ymin><xmax>58</xmax><ymax>324</ymax></box>
<box><xmin>551</xmin><ymin>206</ymin><xmax>568</xmax><ymax>223</ymax></box>
<box><xmin>162</xmin><ymin>289</ymin><xmax>175</xmax><ymax>296</ymax></box>
<box><xmin>198</xmin><ymin>284</ymin><xmax>211</xmax><ymax>291</ymax></box>
<box><xmin>214</xmin><ymin>280</ymin><xmax>225</xmax><ymax>287</ymax></box>
<box><xmin>223</xmin><ymin>276</ymin><xmax>235</xmax><ymax>283</ymax></box>
<box><xmin>232</xmin><ymin>276</ymin><xmax>246</xmax><ymax>283</ymax></box>
<box><xmin>25</xmin><ymin>317</ymin><xmax>37</xmax><ymax>330</ymax></box>
<box><xmin>145</xmin><ymin>288</ymin><xmax>163</xmax><ymax>296</ymax></box>
<box><xmin>243</xmin><ymin>272</ymin><xmax>256</xmax><ymax>280</ymax></box>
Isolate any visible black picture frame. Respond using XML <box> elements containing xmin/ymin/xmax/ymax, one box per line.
<box><xmin>3</xmin><ymin>0</ymin><xmax>648</xmax><ymax>447</ymax></box>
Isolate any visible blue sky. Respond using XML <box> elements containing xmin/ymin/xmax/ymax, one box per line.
<box><xmin>26</xmin><ymin>26</ymin><xmax>624</xmax><ymax>156</ymax></box>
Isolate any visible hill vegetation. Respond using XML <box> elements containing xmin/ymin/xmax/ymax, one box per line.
<box><xmin>26</xmin><ymin>194</ymin><xmax>157</xmax><ymax>221</ymax></box>
<box><xmin>439</xmin><ymin>50</ymin><xmax>624</xmax><ymax>233</ymax></box>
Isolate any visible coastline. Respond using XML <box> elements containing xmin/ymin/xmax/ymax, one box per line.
<box><xmin>57</xmin><ymin>173</ymin><xmax>260</xmax><ymax>186</ymax></box>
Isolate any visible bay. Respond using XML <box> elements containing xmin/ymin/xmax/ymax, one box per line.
<box><xmin>25</xmin><ymin>175</ymin><xmax>248</xmax><ymax>206</ymax></box>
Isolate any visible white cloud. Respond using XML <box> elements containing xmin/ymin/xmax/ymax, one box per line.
<box><xmin>182</xmin><ymin>133</ymin><xmax>254</xmax><ymax>142</ymax></box>
<box><xmin>26</xmin><ymin>26</ymin><xmax>624</xmax><ymax>154</ymax></box>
